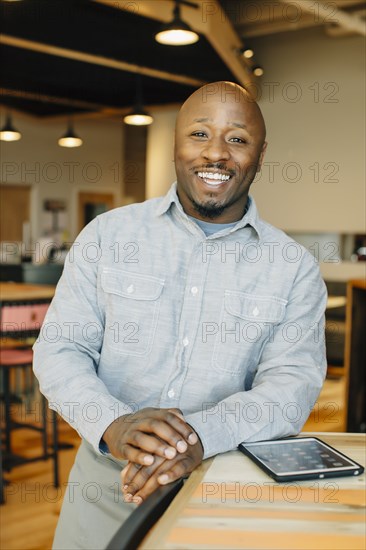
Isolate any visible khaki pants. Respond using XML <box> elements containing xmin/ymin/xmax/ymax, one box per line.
<box><xmin>53</xmin><ymin>440</ymin><xmax>136</xmax><ymax>550</ymax></box>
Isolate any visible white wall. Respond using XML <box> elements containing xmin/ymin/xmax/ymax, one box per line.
<box><xmin>2</xmin><ymin>28</ymin><xmax>364</xmax><ymax>241</ymax></box>
<box><xmin>145</xmin><ymin>29</ymin><xmax>365</xmax><ymax>234</ymax></box>
<box><xmin>250</xmin><ymin>28</ymin><xmax>365</xmax><ymax>233</ymax></box>
<box><xmin>0</xmin><ymin>111</ymin><xmax>124</xmax><ymax>242</ymax></box>
<box><xmin>146</xmin><ymin>108</ymin><xmax>178</xmax><ymax>199</ymax></box>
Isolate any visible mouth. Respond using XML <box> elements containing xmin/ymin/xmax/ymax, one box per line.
<box><xmin>196</xmin><ymin>171</ymin><xmax>233</xmax><ymax>188</ymax></box>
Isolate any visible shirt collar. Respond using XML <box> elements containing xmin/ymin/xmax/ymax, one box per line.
<box><xmin>155</xmin><ymin>182</ymin><xmax>262</xmax><ymax>239</ymax></box>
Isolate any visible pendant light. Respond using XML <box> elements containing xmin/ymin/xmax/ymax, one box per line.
<box><xmin>155</xmin><ymin>0</ymin><xmax>199</xmax><ymax>46</ymax></box>
<box><xmin>241</xmin><ymin>47</ymin><xmax>254</xmax><ymax>59</ymax></box>
<box><xmin>0</xmin><ymin>114</ymin><xmax>22</xmax><ymax>142</ymax></box>
<box><xmin>58</xmin><ymin>121</ymin><xmax>83</xmax><ymax>147</ymax></box>
<box><xmin>123</xmin><ymin>109</ymin><xmax>153</xmax><ymax>126</ymax></box>
<box><xmin>253</xmin><ymin>66</ymin><xmax>264</xmax><ymax>77</ymax></box>
<box><xmin>124</xmin><ymin>75</ymin><xmax>153</xmax><ymax>126</ymax></box>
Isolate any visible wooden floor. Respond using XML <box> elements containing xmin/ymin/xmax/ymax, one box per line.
<box><xmin>303</xmin><ymin>375</ymin><xmax>347</xmax><ymax>432</ymax></box>
<box><xmin>1</xmin><ymin>376</ymin><xmax>347</xmax><ymax>550</ymax></box>
<box><xmin>1</xmin><ymin>418</ymin><xmax>81</xmax><ymax>550</ymax></box>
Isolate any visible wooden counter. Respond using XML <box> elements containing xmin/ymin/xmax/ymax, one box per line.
<box><xmin>0</xmin><ymin>282</ymin><xmax>55</xmax><ymax>302</ymax></box>
<box><xmin>140</xmin><ymin>433</ymin><xmax>366</xmax><ymax>550</ymax></box>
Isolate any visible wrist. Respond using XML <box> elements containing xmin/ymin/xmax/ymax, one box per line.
<box><xmin>102</xmin><ymin>413</ymin><xmax>131</xmax><ymax>449</ymax></box>
<box><xmin>186</xmin><ymin>422</ymin><xmax>204</xmax><ymax>457</ymax></box>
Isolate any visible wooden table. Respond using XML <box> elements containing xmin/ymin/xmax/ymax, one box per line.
<box><xmin>0</xmin><ymin>282</ymin><xmax>55</xmax><ymax>302</ymax></box>
<box><xmin>326</xmin><ymin>296</ymin><xmax>347</xmax><ymax>309</ymax></box>
<box><xmin>140</xmin><ymin>433</ymin><xmax>366</xmax><ymax>550</ymax></box>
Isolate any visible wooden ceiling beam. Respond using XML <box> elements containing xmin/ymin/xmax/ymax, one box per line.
<box><xmin>325</xmin><ymin>7</ymin><xmax>366</xmax><ymax>36</ymax></box>
<box><xmin>279</xmin><ymin>0</ymin><xmax>366</xmax><ymax>36</ymax></box>
<box><xmin>0</xmin><ymin>34</ymin><xmax>206</xmax><ymax>88</ymax></box>
<box><xmin>95</xmin><ymin>0</ymin><xmax>256</xmax><ymax>89</ymax></box>
<box><xmin>0</xmin><ymin>87</ymin><xmax>111</xmax><ymax>113</ymax></box>
<box><xmin>238</xmin><ymin>17</ymin><xmax>324</xmax><ymax>38</ymax></box>
<box><xmin>0</xmin><ymin>88</ymin><xmax>182</xmax><ymax>121</ymax></box>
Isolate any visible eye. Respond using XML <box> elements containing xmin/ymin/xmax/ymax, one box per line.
<box><xmin>191</xmin><ymin>131</ymin><xmax>207</xmax><ymax>138</ymax></box>
<box><xmin>229</xmin><ymin>137</ymin><xmax>247</xmax><ymax>144</ymax></box>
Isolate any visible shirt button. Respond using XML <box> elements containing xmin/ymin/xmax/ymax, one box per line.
<box><xmin>167</xmin><ymin>389</ymin><xmax>175</xmax><ymax>398</ymax></box>
<box><xmin>183</xmin><ymin>337</ymin><xmax>189</xmax><ymax>347</ymax></box>
<box><xmin>252</xmin><ymin>306</ymin><xmax>259</xmax><ymax>316</ymax></box>
<box><xmin>127</xmin><ymin>284</ymin><xmax>134</xmax><ymax>294</ymax></box>
<box><xmin>191</xmin><ymin>286</ymin><xmax>198</xmax><ymax>295</ymax></box>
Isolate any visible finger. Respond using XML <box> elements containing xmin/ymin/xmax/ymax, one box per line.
<box><xmin>168</xmin><ymin>408</ymin><xmax>185</xmax><ymax>421</ymax></box>
<box><xmin>129</xmin><ymin>439</ymin><xmax>204</xmax><ymax>502</ymax></box>
<box><xmin>123</xmin><ymin>457</ymin><xmax>165</xmax><ymax>497</ymax></box>
<box><xmin>139</xmin><ymin>413</ymin><xmax>197</xmax><ymax>452</ymax></box>
<box><xmin>131</xmin><ymin>457</ymin><xmax>190</xmax><ymax>505</ymax></box>
<box><xmin>120</xmin><ymin>444</ymin><xmax>155</xmax><ymax>467</ymax></box>
<box><xmin>160</xmin><ymin>410</ymin><xmax>198</xmax><ymax>446</ymax></box>
<box><xmin>126</xmin><ymin>431</ymin><xmax>178</xmax><ymax>460</ymax></box>
<box><xmin>166</xmin><ymin>410</ymin><xmax>199</xmax><ymax>447</ymax></box>
<box><xmin>156</xmin><ymin>455</ymin><xmax>195</xmax><ymax>486</ymax></box>
<box><xmin>121</xmin><ymin>462</ymin><xmax>139</xmax><ymax>487</ymax></box>
<box><xmin>131</xmin><ymin>472</ymin><xmax>163</xmax><ymax>505</ymax></box>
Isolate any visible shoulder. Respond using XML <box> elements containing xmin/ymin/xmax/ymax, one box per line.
<box><xmin>258</xmin><ymin>219</ymin><xmax>311</xmax><ymax>258</ymax></box>
<box><xmin>98</xmin><ymin>196</ymin><xmax>163</xmax><ymax>224</ymax></box>
<box><xmin>255</xmin><ymin>219</ymin><xmax>324</xmax><ymax>290</ymax></box>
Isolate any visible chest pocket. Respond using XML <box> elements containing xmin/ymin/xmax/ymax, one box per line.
<box><xmin>213</xmin><ymin>291</ymin><xmax>287</xmax><ymax>375</ymax></box>
<box><xmin>101</xmin><ymin>269</ymin><xmax>164</xmax><ymax>356</ymax></box>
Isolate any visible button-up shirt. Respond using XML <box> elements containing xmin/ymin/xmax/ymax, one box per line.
<box><xmin>33</xmin><ymin>183</ymin><xmax>327</xmax><ymax>459</ymax></box>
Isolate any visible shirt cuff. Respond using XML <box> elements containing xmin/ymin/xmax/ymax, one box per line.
<box><xmin>79</xmin><ymin>396</ymin><xmax>135</xmax><ymax>455</ymax></box>
<box><xmin>185</xmin><ymin>409</ymin><xmax>236</xmax><ymax>459</ymax></box>
<box><xmin>99</xmin><ymin>440</ymin><xmax>110</xmax><ymax>455</ymax></box>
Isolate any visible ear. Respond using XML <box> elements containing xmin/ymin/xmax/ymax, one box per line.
<box><xmin>257</xmin><ymin>141</ymin><xmax>267</xmax><ymax>172</ymax></box>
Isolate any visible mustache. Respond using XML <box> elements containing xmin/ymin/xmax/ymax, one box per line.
<box><xmin>191</xmin><ymin>163</ymin><xmax>236</xmax><ymax>176</ymax></box>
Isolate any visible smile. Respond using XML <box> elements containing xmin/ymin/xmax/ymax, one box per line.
<box><xmin>197</xmin><ymin>171</ymin><xmax>232</xmax><ymax>186</ymax></box>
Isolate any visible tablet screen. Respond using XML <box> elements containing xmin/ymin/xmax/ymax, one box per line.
<box><xmin>243</xmin><ymin>438</ymin><xmax>360</xmax><ymax>475</ymax></box>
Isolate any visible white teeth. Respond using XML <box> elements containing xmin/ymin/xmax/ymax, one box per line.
<box><xmin>197</xmin><ymin>172</ymin><xmax>231</xmax><ymax>182</ymax></box>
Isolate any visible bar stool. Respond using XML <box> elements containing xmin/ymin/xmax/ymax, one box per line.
<box><xmin>0</xmin><ymin>348</ymin><xmax>59</xmax><ymax>493</ymax></box>
<box><xmin>0</xmin><ymin>300</ymin><xmax>59</xmax><ymax>504</ymax></box>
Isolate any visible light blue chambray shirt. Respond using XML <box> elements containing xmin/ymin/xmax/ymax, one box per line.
<box><xmin>33</xmin><ymin>183</ymin><xmax>327</xmax><ymax>459</ymax></box>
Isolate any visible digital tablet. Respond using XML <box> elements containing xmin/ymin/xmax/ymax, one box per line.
<box><xmin>238</xmin><ymin>437</ymin><xmax>364</xmax><ymax>482</ymax></box>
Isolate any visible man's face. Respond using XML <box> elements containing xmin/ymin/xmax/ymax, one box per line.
<box><xmin>174</xmin><ymin>90</ymin><xmax>267</xmax><ymax>223</ymax></box>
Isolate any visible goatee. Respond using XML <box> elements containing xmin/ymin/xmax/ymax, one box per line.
<box><xmin>192</xmin><ymin>199</ymin><xmax>226</xmax><ymax>220</ymax></box>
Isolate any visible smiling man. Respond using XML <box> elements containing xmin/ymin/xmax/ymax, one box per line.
<box><xmin>34</xmin><ymin>82</ymin><xmax>327</xmax><ymax>549</ymax></box>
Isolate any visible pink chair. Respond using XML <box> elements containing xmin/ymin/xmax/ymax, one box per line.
<box><xmin>0</xmin><ymin>300</ymin><xmax>59</xmax><ymax>504</ymax></box>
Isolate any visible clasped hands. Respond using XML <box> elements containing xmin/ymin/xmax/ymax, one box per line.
<box><xmin>102</xmin><ymin>407</ymin><xmax>203</xmax><ymax>505</ymax></box>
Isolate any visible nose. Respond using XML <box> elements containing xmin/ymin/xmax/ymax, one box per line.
<box><xmin>202</xmin><ymin>137</ymin><xmax>230</xmax><ymax>162</ymax></box>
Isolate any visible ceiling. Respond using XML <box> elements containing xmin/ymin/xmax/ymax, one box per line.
<box><xmin>1</xmin><ymin>0</ymin><xmax>365</xmax><ymax>119</ymax></box>
<box><xmin>221</xmin><ymin>0</ymin><xmax>366</xmax><ymax>38</ymax></box>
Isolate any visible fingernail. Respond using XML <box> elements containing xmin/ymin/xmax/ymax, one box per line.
<box><xmin>188</xmin><ymin>433</ymin><xmax>198</xmax><ymax>445</ymax></box>
<box><xmin>124</xmin><ymin>493</ymin><xmax>133</xmax><ymax>502</ymax></box>
<box><xmin>177</xmin><ymin>440</ymin><xmax>187</xmax><ymax>453</ymax></box>
<box><xmin>164</xmin><ymin>447</ymin><xmax>176</xmax><ymax>459</ymax></box>
<box><xmin>143</xmin><ymin>455</ymin><xmax>154</xmax><ymax>465</ymax></box>
<box><xmin>122</xmin><ymin>484</ymin><xmax>128</xmax><ymax>492</ymax></box>
<box><xmin>132</xmin><ymin>496</ymin><xmax>142</xmax><ymax>505</ymax></box>
<box><xmin>158</xmin><ymin>474</ymin><xmax>169</xmax><ymax>485</ymax></box>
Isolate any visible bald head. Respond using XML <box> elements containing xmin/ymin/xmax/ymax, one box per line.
<box><xmin>174</xmin><ymin>81</ymin><xmax>268</xmax><ymax>223</ymax></box>
<box><xmin>176</xmin><ymin>81</ymin><xmax>266</xmax><ymax>144</ymax></box>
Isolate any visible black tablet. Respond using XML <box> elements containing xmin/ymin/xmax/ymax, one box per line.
<box><xmin>238</xmin><ymin>437</ymin><xmax>364</xmax><ymax>482</ymax></box>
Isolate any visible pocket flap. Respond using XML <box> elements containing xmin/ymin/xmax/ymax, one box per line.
<box><xmin>101</xmin><ymin>269</ymin><xmax>164</xmax><ymax>301</ymax></box>
<box><xmin>224</xmin><ymin>291</ymin><xmax>286</xmax><ymax>323</ymax></box>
